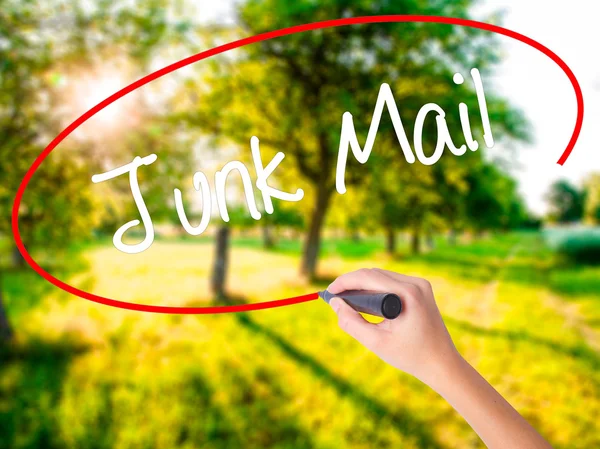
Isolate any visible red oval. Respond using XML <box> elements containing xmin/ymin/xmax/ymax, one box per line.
<box><xmin>12</xmin><ymin>15</ymin><xmax>584</xmax><ymax>314</ymax></box>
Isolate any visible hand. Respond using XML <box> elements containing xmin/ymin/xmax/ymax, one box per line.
<box><xmin>327</xmin><ymin>268</ymin><xmax>460</xmax><ymax>385</ymax></box>
<box><xmin>328</xmin><ymin>268</ymin><xmax>554</xmax><ymax>449</ymax></box>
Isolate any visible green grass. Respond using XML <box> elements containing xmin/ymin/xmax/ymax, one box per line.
<box><xmin>156</xmin><ymin>233</ymin><xmax>393</xmax><ymax>259</ymax></box>
<box><xmin>1</xmin><ymin>232</ymin><xmax>599</xmax><ymax>449</ymax></box>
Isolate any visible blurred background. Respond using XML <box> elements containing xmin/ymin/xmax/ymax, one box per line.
<box><xmin>1</xmin><ymin>0</ymin><xmax>599</xmax><ymax>448</ymax></box>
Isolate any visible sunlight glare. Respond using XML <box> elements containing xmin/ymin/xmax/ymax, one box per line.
<box><xmin>64</xmin><ymin>66</ymin><xmax>141</xmax><ymax>140</ymax></box>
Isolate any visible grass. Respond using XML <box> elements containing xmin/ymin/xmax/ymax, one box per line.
<box><xmin>1</xmin><ymin>231</ymin><xmax>599</xmax><ymax>449</ymax></box>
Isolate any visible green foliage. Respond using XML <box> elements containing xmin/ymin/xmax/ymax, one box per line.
<box><xmin>546</xmin><ymin>179</ymin><xmax>585</xmax><ymax>224</ymax></box>
<box><xmin>18</xmin><ymin>155</ymin><xmax>103</xmax><ymax>248</ymax></box>
<box><xmin>583</xmin><ymin>173</ymin><xmax>600</xmax><ymax>224</ymax></box>
<box><xmin>0</xmin><ymin>0</ymin><xmax>54</xmax><ymax>238</ymax></box>
<box><xmin>1</xmin><ymin>0</ymin><xmax>194</xmax><ymax>252</ymax></box>
<box><xmin>0</xmin><ymin>0</ymin><xmax>195</xmax><ymax>342</ymax></box>
<box><xmin>264</xmin><ymin>204</ymin><xmax>305</xmax><ymax>229</ymax></box>
<box><xmin>550</xmin><ymin>227</ymin><xmax>600</xmax><ymax>265</ymax></box>
<box><xmin>465</xmin><ymin>162</ymin><xmax>527</xmax><ymax>232</ymax></box>
<box><xmin>227</xmin><ymin>205</ymin><xmax>258</xmax><ymax>229</ymax></box>
<box><xmin>176</xmin><ymin>0</ymin><xmax>529</xmax><ymax>274</ymax></box>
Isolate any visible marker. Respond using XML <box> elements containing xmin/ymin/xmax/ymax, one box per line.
<box><xmin>319</xmin><ymin>290</ymin><xmax>402</xmax><ymax>319</ymax></box>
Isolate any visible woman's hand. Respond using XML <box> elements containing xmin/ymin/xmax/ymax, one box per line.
<box><xmin>327</xmin><ymin>268</ymin><xmax>554</xmax><ymax>449</ymax></box>
<box><xmin>327</xmin><ymin>268</ymin><xmax>459</xmax><ymax>386</ymax></box>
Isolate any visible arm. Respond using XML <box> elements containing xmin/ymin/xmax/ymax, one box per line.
<box><xmin>327</xmin><ymin>268</ymin><xmax>553</xmax><ymax>449</ymax></box>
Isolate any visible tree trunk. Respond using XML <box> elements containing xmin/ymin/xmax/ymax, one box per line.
<box><xmin>262</xmin><ymin>224</ymin><xmax>275</xmax><ymax>249</ymax></box>
<box><xmin>411</xmin><ymin>229</ymin><xmax>421</xmax><ymax>255</ymax></box>
<box><xmin>300</xmin><ymin>186</ymin><xmax>331</xmax><ymax>279</ymax></box>
<box><xmin>386</xmin><ymin>227</ymin><xmax>396</xmax><ymax>255</ymax></box>
<box><xmin>0</xmin><ymin>279</ymin><xmax>13</xmax><ymax>342</ymax></box>
<box><xmin>12</xmin><ymin>244</ymin><xmax>24</xmax><ymax>268</ymax></box>
<box><xmin>211</xmin><ymin>226</ymin><xmax>230</xmax><ymax>300</ymax></box>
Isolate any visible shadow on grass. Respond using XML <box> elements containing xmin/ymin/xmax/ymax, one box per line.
<box><xmin>230</xmin><ymin>308</ymin><xmax>447</xmax><ymax>449</ymax></box>
<box><xmin>1</xmin><ymin>332</ymin><xmax>317</xmax><ymax>449</ymax></box>
<box><xmin>1</xmin><ymin>247</ymin><xmax>92</xmax><ymax>320</ymax></box>
<box><xmin>178</xmin><ymin>368</ymin><xmax>317</xmax><ymax>448</ymax></box>
<box><xmin>404</xmin><ymin>252</ymin><xmax>501</xmax><ymax>283</ymax></box>
<box><xmin>446</xmin><ymin>317</ymin><xmax>600</xmax><ymax>373</ymax></box>
<box><xmin>175</xmin><ymin>370</ymin><xmax>246</xmax><ymax>447</ymax></box>
<box><xmin>208</xmin><ymin>288</ymin><xmax>447</xmax><ymax>447</ymax></box>
<box><xmin>585</xmin><ymin>319</ymin><xmax>600</xmax><ymax>328</ymax></box>
<box><xmin>544</xmin><ymin>264</ymin><xmax>600</xmax><ymax>298</ymax></box>
<box><xmin>0</xmin><ymin>338</ymin><xmax>91</xmax><ymax>449</ymax></box>
<box><xmin>200</xmin><ymin>365</ymin><xmax>317</xmax><ymax>448</ymax></box>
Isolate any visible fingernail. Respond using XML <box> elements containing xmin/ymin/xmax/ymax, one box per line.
<box><xmin>330</xmin><ymin>297</ymin><xmax>342</xmax><ymax>313</ymax></box>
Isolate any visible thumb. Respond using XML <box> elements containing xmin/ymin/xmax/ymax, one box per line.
<box><xmin>330</xmin><ymin>297</ymin><xmax>381</xmax><ymax>348</ymax></box>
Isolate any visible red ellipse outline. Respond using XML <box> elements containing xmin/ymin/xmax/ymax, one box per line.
<box><xmin>12</xmin><ymin>15</ymin><xmax>584</xmax><ymax>314</ymax></box>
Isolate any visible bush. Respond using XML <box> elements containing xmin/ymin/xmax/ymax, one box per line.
<box><xmin>552</xmin><ymin>227</ymin><xmax>600</xmax><ymax>264</ymax></box>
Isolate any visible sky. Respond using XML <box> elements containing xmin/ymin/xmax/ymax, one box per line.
<box><xmin>478</xmin><ymin>0</ymin><xmax>600</xmax><ymax>214</ymax></box>
<box><xmin>198</xmin><ymin>0</ymin><xmax>600</xmax><ymax>215</ymax></box>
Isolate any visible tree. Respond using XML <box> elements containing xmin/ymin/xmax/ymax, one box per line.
<box><xmin>211</xmin><ymin>226</ymin><xmax>230</xmax><ymax>299</ymax></box>
<box><xmin>350</xmin><ymin>78</ymin><xmax>525</xmax><ymax>255</ymax></box>
<box><xmin>583</xmin><ymin>173</ymin><xmax>600</xmax><ymax>224</ymax></box>
<box><xmin>546</xmin><ymin>180</ymin><xmax>585</xmax><ymax>224</ymax></box>
<box><xmin>1</xmin><ymin>0</ymin><xmax>57</xmax><ymax>341</ymax></box>
<box><xmin>179</xmin><ymin>0</ymin><xmax>526</xmax><ymax>278</ymax></box>
<box><xmin>1</xmin><ymin>0</ymin><xmax>190</xmax><ymax>342</ymax></box>
<box><xmin>464</xmin><ymin>162</ymin><xmax>516</xmax><ymax>233</ymax></box>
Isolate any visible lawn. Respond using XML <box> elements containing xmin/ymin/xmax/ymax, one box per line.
<box><xmin>1</xmin><ymin>231</ymin><xmax>599</xmax><ymax>449</ymax></box>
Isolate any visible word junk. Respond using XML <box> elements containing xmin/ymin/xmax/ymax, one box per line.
<box><xmin>93</xmin><ymin>68</ymin><xmax>493</xmax><ymax>254</ymax></box>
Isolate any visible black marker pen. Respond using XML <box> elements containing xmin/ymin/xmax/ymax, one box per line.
<box><xmin>319</xmin><ymin>290</ymin><xmax>402</xmax><ymax>319</ymax></box>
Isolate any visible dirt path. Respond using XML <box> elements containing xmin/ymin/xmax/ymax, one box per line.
<box><xmin>493</xmin><ymin>240</ymin><xmax>600</xmax><ymax>354</ymax></box>
<box><xmin>543</xmin><ymin>291</ymin><xmax>600</xmax><ymax>353</ymax></box>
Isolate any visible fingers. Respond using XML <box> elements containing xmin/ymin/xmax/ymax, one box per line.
<box><xmin>328</xmin><ymin>268</ymin><xmax>423</xmax><ymax>307</ymax></box>
<box><xmin>372</xmin><ymin>268</ymin><xmax>432</xmax><ymax>292</ymax></box>
<box><xmin>328</xmin><ymin>268</ymin><xmax>399</xmax><ymax>293</ymax></box>
<box><xmin>370</xmin><ymin>268</ymin><xmax>421</xmax><ymax>284</ymax></box>
<box><xmin>330</xmin><ymin>297</ymin><xmax>381</xmax><ymax>348</ymax></box>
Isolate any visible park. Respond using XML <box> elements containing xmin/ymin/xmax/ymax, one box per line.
<box><xmin>2</xmin><ymin>0</ymin><xmax>599</xmax><ymax>448</ymax></box>
<box><xmin>1</xmin><ymin>229</ymin><xmax>599</xmax><ymax>448</ymax></box>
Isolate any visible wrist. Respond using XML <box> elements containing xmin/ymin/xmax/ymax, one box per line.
<box><xmin>420</xmin><ymin>347</ymin><xmax>468</xmax><ymax>393</ymax></box>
